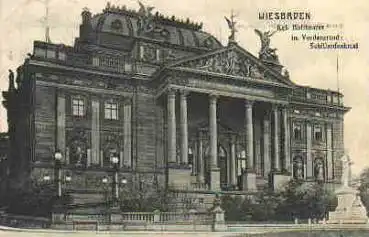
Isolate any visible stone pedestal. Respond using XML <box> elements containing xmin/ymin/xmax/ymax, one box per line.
<box><xmin>242</xmin><ymin>172</ymin><xmax>257</xmax><ymax>191</ymax></box>
<box><xmin>110</xmin><ymin>206</ymin><xmax>122</xmax><ymax>224</ymax></box>
<box><xmin>327</xmin><ymin>185</ymin><xmax>368</xmax><ymax>224</ymax></box>
<box><xmin>211</xmin><ymin>205</ymin><xmax>226</xmax><ymax>231</ymax></box>
<box><xmin>210</xmin><ymin>169</ymin><xmax>221</xmax><ymax>191</ymax></box>
<box><xmin>52</xmin><ymin>212</ymin><xmax>65</xmax><ymax>224</ymax></box>
<box><xmin>270</xmin><ymin>172</ymin><xmax>291</xmax><ymax>191</ymax></box>
<box><xmin>168</xmin><ymin>166</ymin><xmax>192</xmax><ymax>189</ymax></box>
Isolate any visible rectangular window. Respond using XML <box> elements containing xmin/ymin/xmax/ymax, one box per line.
<box><xmin>105</xmin><ymin>101</ymin><xmax>118</xmax><ymax>120</ymax></box>
<box><xmin>314</xmin><ymin>126</ymin><xmax>323</xmax><ymax>141</ymax></box>
<box><xmin>293</xmin><ymin>123</ymin><xmax>302</xmax><ymax>140</ymax></box>
<box><xmin>72</xmin><ymin>98</ymin><xmax>85</xmax><ymax>117</ymax></box>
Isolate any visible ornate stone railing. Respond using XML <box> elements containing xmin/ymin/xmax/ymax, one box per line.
<box><xmin>190</xmin><ymin>182</ymin><xmax>209</xmax><ymax>191</ymax></box>
<box><xmin>121</xmin><ymin>212</ymin><xmax>155</xmax><ymax>223</ymax></box>
<box><xmin>0</xmin><ymin>213</ymin><xmax>50</xmax><ymax>229</ymax></box>
<box><xmin>291</xmin><ymin>87</ymin><xmax>343</xmax><ymax>106</ymax></box>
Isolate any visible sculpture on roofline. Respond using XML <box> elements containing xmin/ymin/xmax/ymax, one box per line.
<box><xmin>254</xmin><ymin>29</ymin><xmax>279</xmax><ymax>62</ymax></box>
<box><xmin>137</xmin><ymin>1</ymin><xmax>168</xmax><ymax>38</ymax></box>
<box><xmin>224</xmin><ymin>11</ymin><xmax>238</xmax><ymax>43</ymax></box>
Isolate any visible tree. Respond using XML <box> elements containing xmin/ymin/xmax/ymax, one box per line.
<box><xmin>0</xmin><ymin>181</ymin><xmax>72</xmax><ymax>217</ymax></box>
<box><xmin>275</xmin><ymin>180</ymin><xmax>336</xmax><ymax>221</ymax></box>
<box><xmin>221</xmin><ymin>195</ymin><xmax>253</xmax><ymax>222</ymax></box>
<box><xmin>358</xmin><ymin>167</ymin><xmax>369</xmax><ymax>213</ymax></box>
<box><xmin>119</xmin><ymin>183</ymin><xmax>171</xmax><ymax>212</ymax></box>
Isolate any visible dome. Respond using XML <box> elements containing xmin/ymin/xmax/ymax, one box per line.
<box><xmin>86</xmin><ymin>6</ymin><xmax>222</xmax><ymax>50</ymax></box>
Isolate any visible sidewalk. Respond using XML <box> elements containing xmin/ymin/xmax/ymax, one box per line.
<box><xmin>0</xmin><ymin>226</ymin><xmax>240</xmax><ymax>237</ymax></box>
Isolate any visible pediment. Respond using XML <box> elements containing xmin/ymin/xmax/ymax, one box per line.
<box><xmin>167</xmin><ymin>44</ymin><xmax>294</xmax><ymax>87</ymax></box>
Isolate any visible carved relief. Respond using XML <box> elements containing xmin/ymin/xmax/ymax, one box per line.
<box><xmin>111</xmin><ymin>19</ymin><xmax>123</xmax><ymax>31</ymax></box>
<box><xmin>142</xmin><ymin>44</ymin><xmax>157</xmax><ymax>61</ymax></box>
<box><xmin>182</xmin><ymin>50</ymin><xmax>265</xmax><ymax>79</ymax></box>
<box><xmin>66</xmin><ymin>129</ymin><xmax>89</xmax><ymax>167</ymax></box>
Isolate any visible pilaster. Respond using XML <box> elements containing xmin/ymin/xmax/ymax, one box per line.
<box><xmin>91</xmin><ymin>98</ymin><xmax>100</xmax><ymax>166</ymax></box>
<box><xmin>123</xmin><ymin>100</ymin><xmax>132</xmax><ymax>168</ymax></box>
<box><xmin>56</xmin><ymin>91</ymin><xmax>66</xmax><ymax>162</ymax></box>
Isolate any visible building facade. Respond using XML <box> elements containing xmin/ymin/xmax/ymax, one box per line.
<box><xmin>2</xmin><ymin>3</ymin><xmax>349</xmax><ymax>204</ymax></box>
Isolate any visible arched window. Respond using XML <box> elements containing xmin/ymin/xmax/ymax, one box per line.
<box><xmin>293</xmin><ymin>123</ymin><xmax>302</xmax><ymax>140</ymax></box>
<box><xmin>237</xmin><ymin>150</ymin><xmax>246</xmax><ymax>176</ymax></box>
<box><xmin>293</xmin><ymin>156</ymin><xmax>304</xmax><ymax>180</ymax></box>
<box><xmin>188</xmin><ymin>147</ymin><xmax>193</xmax><ymax>165</ymax></box>
<box><xmin>219</xmin><ymin>146</ymin><xmax>226</xmax><ymax>157</ymax></box>
<box><xmin>314</xmin><ymin>158</ymin><xmax>325</xmax><ymax>181</ymax></box>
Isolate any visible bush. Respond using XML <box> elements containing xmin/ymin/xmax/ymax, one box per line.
<box><xmin>221</xmin><ymin>180</ymin><xmax>336</xmax><ymax>222</ymax></box>
<box><xmin>1</xmin><ymin>182</ymin><xmax>72</xmax><ymax>217</ymax></box>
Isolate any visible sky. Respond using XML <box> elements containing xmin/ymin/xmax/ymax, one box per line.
<box><xmin>0</xmin><ymin>0</ymin><xmax>368</xmax><ymax>174</ymax></box>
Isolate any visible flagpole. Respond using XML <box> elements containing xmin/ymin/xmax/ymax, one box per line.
<box><xmin>336</xmin><ymin>53</ymin><xmax>341</xmax><ymax>104</ymax></box>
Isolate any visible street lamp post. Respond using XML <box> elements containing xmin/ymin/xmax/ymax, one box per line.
<box><xmin>110</xmin><ymin>156</ymin><xmax>119</xmax><ymax>205</ymax></box>
<box><xmin>42</xmin><ymin>151</ymin><xmax>72</xmax><ymax>199</ymax></box>
<box><xmin>54</xmin><ymin>151</ymin><xmax>62</xmax><ymax>198</ymax></box>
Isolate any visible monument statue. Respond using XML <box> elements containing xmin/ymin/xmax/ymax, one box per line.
<box><xmin>224</xmin><ymin>11</ymin><xmax>237</xmax><ymax>43</ymax></box>
<box><xmin>341</xmin><ymin>154</ymin><xmax>352</xmax><ymax>187</ymax></box>
<box><xmin>254</xmin><ymin>29</ymin><xmax>279</xmax><ymax>62</ymax></box>
<box><xmin>327</xmin><ymin>153</ymin><xmax>368</xmax><ymax>224</ymax></box>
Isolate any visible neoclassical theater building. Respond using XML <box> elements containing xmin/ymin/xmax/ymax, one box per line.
<box><xmin>2</xmin><ymin>3</ymin><xmax>349</xmax><ymax>205</ymax></box>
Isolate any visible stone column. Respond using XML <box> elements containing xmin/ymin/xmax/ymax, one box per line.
<box><xmin>180</xmin><ymin>90</ymin><xmax>188</xmax><ymax>164</ymax></box>
<box><xmin>123</xmin><ymin>100</ymin><xmax>132</xmax><ymax>168</ymax></box>
<box><xmin>273</xmin><ymin>105</ymin><xmax>280</xmax><ymax>171</ymax></box>
<box><xmin>263</xmin><ymin>113</ymin><xmax>271</xmax><ymax>177</ymax></box>
<box><xmin>242</xmin><ymin>100</ymin><xmax>257</xmax><ymax>191</ymax></box>
<box><xmin>192</xmin><ymin>141</ymin><xmax>197</xmax><ymax>176</ymax></box>
<box><xmin>306</xmin><ymin>122</ymin><xmax>313</xmax><ymax>178</ymax></box>
<box><xmin>209</xmin><ymin>95</ymin><xmax>218</xmax><ymax>168</ymax></box>
<box><xmin>91</xmin><ymin>98</ymin><xmax>100</xmax><ymax>166</ymax></box>
<box><xmin>167</xmin><ymin>90</ymin><xmax>177</xmax><ymax>164</ymax></box>
<box><xmin>326</xmin><ymin>123</ymin><xmax>333</xmax><ymax>180</ymax></box>
<box><xmin>282</xmin><ymin>106</ymin><xmax>291</xmax><ymax>173</ymax></box>
<box><xmin>245</xmin><ymin>100</ymin><xmax>254</xmax><ymax>170</ymax></box>
<box><xmin>230</xmin><ymin>135</ymin><xmax>237</xmax><ymax>187</ymax></box>
<box><xmin>56</xmin><ymin>91</ymin><xmax>66</xmax><ymax>162</ymax></box>
<box><xmin>197</xmin><ymin>131</ymin><xmax>205</xmax><ymax>183</ymax></box>
<box><xmin>209</xmin><ymin>95</ymin><xmax>220</xmax><ymax>190</ymax></box>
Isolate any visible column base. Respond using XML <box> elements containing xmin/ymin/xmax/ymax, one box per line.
<box><xmin>110</xmin><ymin>205</ymin><xmax>122</xmax><ymax>224</ymax></box>
<box><xmin>241</xmin><ymin>171</ymin><xmax>257</xmax><ymax>191</ymax></box>
<box><xmin>269</xmin><ymin>171</ymin><xmax>292</xmax><ymax>191</ymax></box>
<box><xmin>210</xmin><ymin>168</ymin><xmax>221</xmax><ymax>191</ymax></box>
<box><xmin>168</xmin><ymin>166</ymin><xmax>192</xmax><ymax>189</ymax></box>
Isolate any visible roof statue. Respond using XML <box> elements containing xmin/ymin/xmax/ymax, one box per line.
<box><xmin>224</xmin><ymin>10</ymin><xmax>237</xmax><ymax>44</ymax></box>
<box><xmin>254</xmin><ymin>29</ymin><xmax>279</xmax><ymax>62</ymax></box>
<box><xmin>8</xmin><ymin>70</ymin><xmax>15</xmax><ymax>91</ymax></box>
<box><xmin>136</xmin><ymin>1</ymin><xmax>168</xmax><ymax>37</ymax></box>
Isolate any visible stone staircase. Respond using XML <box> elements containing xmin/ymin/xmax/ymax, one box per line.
<box><xmin>168</xmin><ymin>190</ymin><xmax>216</xmax><ymax>213</ymax></box>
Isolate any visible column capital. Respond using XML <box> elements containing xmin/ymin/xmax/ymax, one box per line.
<box><xmin>272</xmin><ymin>103</ymin><xmax>281</xmax><ymax>111</ymax></box>
<box><xmin>209</xmin><ymin>94</ymin><xmax>219</xmax><ymax>101</ymax></box>
<box><xmin>263</xmin><ymin>110</ymin><xmax>271</xmax><ymax>119</ymax></box>
<box><xmin>244</xmin><ymin>99</ymin><xmax>254</xmax><ymax>107</ymax></box>
<box><xmin>179</xmin><ymin>89</ymin><xmax>190</xmax><ymax>97</ymax></box>
<box><xmin>167</xmin><ymin>88</ymin><xmax>177</xmax><ymax>97</ymax></box>
<box><xmin>230</xmin><ymin>134</ymin><xmax>237</xmax><ymax>143</ymax></box>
